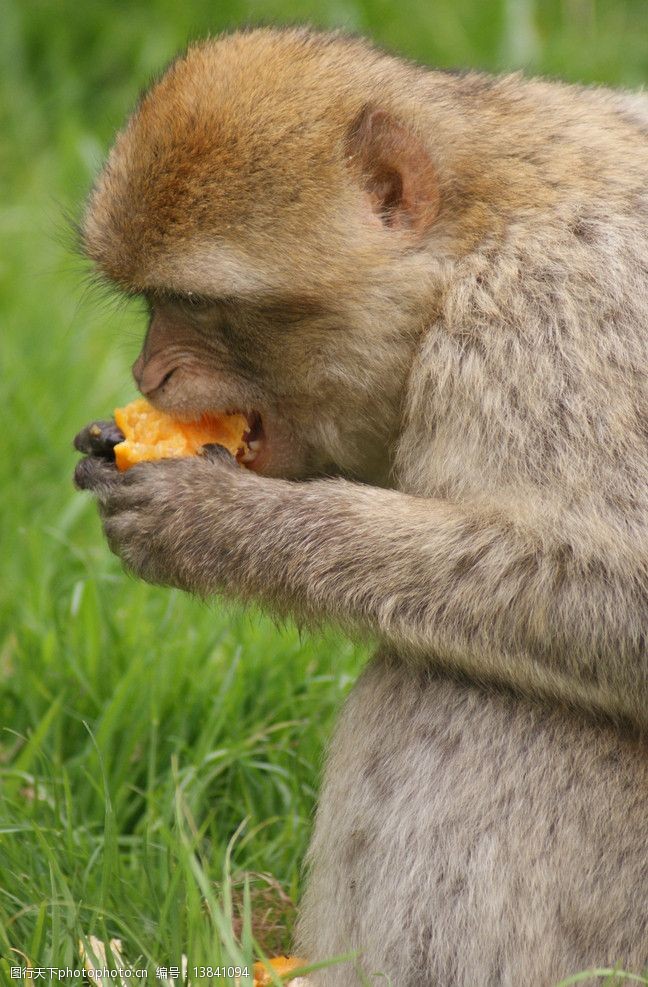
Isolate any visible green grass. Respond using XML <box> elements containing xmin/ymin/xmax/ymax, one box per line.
<box><xmin>1</xmin><ymin>0</ymin><xmax>647</xmax><ymax>983</ymax></box>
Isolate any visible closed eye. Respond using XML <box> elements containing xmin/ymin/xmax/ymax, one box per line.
<box><xmin>183</xmin><ymin>291</ymin><xmax>213</xmax><ymax>310</ymax></box>
<box><xmin>144</xmin><ymin>288</ymin><xmax>216</xmax><ymax>312</ymax></box>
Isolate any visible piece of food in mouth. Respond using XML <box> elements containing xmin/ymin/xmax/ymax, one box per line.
<box><xmin>112</xmin><ymin>397</ymin><xmax>251</xmax><ymax>471</ymax></box>
<box><xmin>251</xmin><ymin>956</ymin><xmax>308</xmax><ymax>985</ymax></box>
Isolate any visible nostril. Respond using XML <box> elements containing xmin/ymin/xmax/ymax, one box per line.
<box><xmin>138</xmin><ymin>362</ymin><xmax>177</xmax><ymax>396</ymax></box>
<box><xmin>159</xmin><ymin>369</ymin><xmax>175</xmax><ymax>388</ymax></box>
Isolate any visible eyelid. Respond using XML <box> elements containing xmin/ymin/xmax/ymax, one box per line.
<box><xmin>182</xmin><ymin>291</ymin><xmax>213</xmax><ymax>309</ymax></box>
<box><xmin>148</xmin><ymin>289</ymin><xmax>215</xmax><ymax>312</ymax></box>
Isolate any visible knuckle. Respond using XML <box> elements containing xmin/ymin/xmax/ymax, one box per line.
<box><xmin>74</xmin><ymin>457</ymin><xmax>98</xmax><ymax>489</ymax></box>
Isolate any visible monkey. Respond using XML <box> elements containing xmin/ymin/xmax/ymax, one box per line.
<box><xmin>74</xmin><ymin>28</ymin><xmax>648</xmax><ymax>987</ymax></box>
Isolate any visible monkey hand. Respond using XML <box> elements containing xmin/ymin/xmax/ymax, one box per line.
<box><xmin>73</xmin><ymin>445</ymin><xmax>258</xmax><ymax>593</ymax></box>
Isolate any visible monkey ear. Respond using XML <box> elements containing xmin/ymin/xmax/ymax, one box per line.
<box><xmin>345</xmin><ymin>105</ymin><xmax>440</xmax><ymax>237</ymax></box>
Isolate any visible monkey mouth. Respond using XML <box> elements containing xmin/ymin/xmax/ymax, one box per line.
<box><xmin>239</xmin><ymin>410</ymin><xmax>264</xmax><ymax>466</ymax></box>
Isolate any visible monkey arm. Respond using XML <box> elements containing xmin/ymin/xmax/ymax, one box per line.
<box><xmin>227</xmin><ymin>473</ymin><xmax>647</xmax><ymax>726</ymax></box>
<box><xmin>76</xmin><ymin>450</ymin><xmax>647</xmax><ymax>727</ymax></box>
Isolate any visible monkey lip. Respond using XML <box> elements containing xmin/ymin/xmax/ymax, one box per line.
<box><xmin>239</xmin><ymin>410</ymin><xmax>264</xmax><ymax>465</ymax></box>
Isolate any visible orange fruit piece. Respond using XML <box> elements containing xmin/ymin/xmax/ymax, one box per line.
<box><xmin>252</xmin><ymin>956</ymin><xmax>307</xmax><ymax>985</ymax></box>
<box><xmin>113</xmin><ymin>398</ymin><xmax>249</xmax><ymax>472</ymax></box>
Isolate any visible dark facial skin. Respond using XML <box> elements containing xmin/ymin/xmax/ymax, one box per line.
<box><xmin>122</xmin><ymin>294</ymin><xmax>321</xmax><ymax>480</ymax></box>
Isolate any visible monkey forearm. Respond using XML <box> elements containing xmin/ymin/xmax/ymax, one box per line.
<box><xmin>212</xmin><ymin>476</ymin><xmax>647</xmax><ymax>724</ymax></box>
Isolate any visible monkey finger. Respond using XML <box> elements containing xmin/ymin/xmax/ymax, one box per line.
<box><xmin>100</xmin><ymin>487</ymin><xmax>151</xmax><ymax>518</ymax></box>
<box><xmin>74</xmin><ymin>456</ymin><xmax>122</xmax><ymax>501</ymax></box>
<box><xmin>73</xmin><ymin>420</ymin><xmax>125</xmax><ymax>457</ymax></box>
<box><xmin>200</xmin><ymin>442</ymin><xmax>238</xmax><ymax>467</ymax></box>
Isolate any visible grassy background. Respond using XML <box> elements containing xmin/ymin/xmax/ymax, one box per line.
<box><xmin>1</xmin><ymin>0</ymin><xmax>647</xmax><ymax>983</ymax></box>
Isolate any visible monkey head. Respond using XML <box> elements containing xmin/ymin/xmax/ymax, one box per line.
<box><xmin>82</xmin><ymin>29</ymin><xmax>441</xmax><ymax>483</ymax></box>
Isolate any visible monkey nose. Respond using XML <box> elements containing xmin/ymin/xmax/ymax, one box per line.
<box><xmin>132</xmin><ymin>354</ymin><xmax>176</xmax><ymax>396</ymax></box>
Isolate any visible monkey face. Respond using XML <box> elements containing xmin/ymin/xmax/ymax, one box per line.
<box><xmin>127</xmin><ymin>292</ymin><xmax>318</xmax><ymax>479</ymax></box>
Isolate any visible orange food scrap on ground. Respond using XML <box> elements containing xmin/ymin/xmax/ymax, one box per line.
<box><xmin>113</xmin><ymin>398</ymin><xmax>249</xmax><ymax>471</ymax></box>
<box><xmin>252</xmin><ymin>956</ymin><xmax>308</xmax><ymax>985</ymax></box>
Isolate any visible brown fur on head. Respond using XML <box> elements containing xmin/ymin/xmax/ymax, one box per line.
<box><xmin>82</xmin><ymin>29</ymin><xmax>435</xmax><ymax>290</ymax></box>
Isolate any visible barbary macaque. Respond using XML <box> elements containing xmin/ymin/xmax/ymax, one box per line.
<box><xmin>74</xmin><ymin>28</ymin><xmax>648</xmax><ymax>986</ymax></box>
